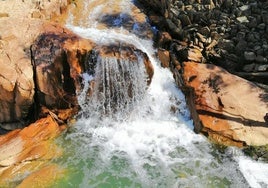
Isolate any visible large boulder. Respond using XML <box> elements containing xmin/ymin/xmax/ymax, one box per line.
<box><xmin>0</xmin><ymin>0</ymin><xmax>70</xmax><ymax>129</ymax></box>
<box><xmin>181</xmin><ymin>62</ymin><xmax>268</xmax><ymax>146</ymax></box>
<box><xmin>31</xmin><ymin>24</ymin><xmax>95</xmax><ymax>109</ymax></box>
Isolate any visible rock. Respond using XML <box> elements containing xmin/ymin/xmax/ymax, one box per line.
<box><xmin>0</xmin><ymin>115</ymin><xmax>65</xmax><ymax>187</ymax></box>
<box><xmin>166</xmin><ymin>19</ymin><xmax>182</xmax><ymax>37</ymax></box>
<box><xmin>31</xmin><ymin>24</ymin><xmax>95</xmax><ymax>109</ymax></box>
<box><xmin>0</xmin><ymin>20</ymin><xmax>37</xmax><ymax>126</ymax></box>
<box><xmin>256</xmin><ymin>55</ymin><xmax>268</xmax><ymax>63</ymax></box>
<box><xmin>243</xmin><ymin>63</ymin><xmax>256</xmax><ymax>72</ymax></box>
<box><xmin>158</xmin><ymin>49</ymin><xmax>170</xmax><ymax>68</ymax></box>
<box><xmin>196</xmin><ymin>32</ymin><xmax>206</xmax><ymax>43</ymax></box>
<box><xmin>179</xmin><ymin>14</ymin><xmax>192</xmax><ymax>27</ymax></box>
<box><xmin>239</xmin><ymin>5</ymin><xmax>250</xmax><ymax>12</ymax></box>
<box><xmin>0</xmin><ymin>0</ymin><xmax>70</xmax><ymax>128</ymax></box>
<box><xmin>244</xmin><ymin>51</ymin><xmax>256</xmax><ymax>61</ymax></box>
<box><xmin>187</xmin><ymin>48</ymin><xmax>204</xmax><ymax>62</ymax></box>
<box><xmin>257</xmin><ymin>23</ymin><xmax>266</xmax><ymax>30</ymax></box>
<box><xmin>235</xmin><ymin>40</ymin><xmax>248</xmax><ymax>56</ymax></box>
<box><xmin>181</xmin><ymin>62</ymin><xmax>268</xmax><ymax>146</ymax></box>
<box><xmin>157</xmin><ymin>31</ymin><xmax>172</xmax><ymax>48</ymax></box>
<box><xmin>236</xmin><ymin>16</ymin><xmax>249</xmax><ymax>23</ymax></box>
<box><xmin>256</xmin><ymin>64</ymin><xmax>268</xmax><ymax>72</ymax></box>
<box><xmin>199</xmin><ymin>26</ymin><xmax>210</xmax><ymax>37</ymax></box>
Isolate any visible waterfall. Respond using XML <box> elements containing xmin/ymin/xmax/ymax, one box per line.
<box><xmin>54</xmin><ymin>1</ymin><xmax>268</xmax><ymax>187</ymax></box>
<box><xmin>79</xmin><ymin>55</ymin><xmax>148</xmax><ymax>121</ymax></box>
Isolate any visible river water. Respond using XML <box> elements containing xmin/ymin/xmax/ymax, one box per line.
<box><xmin>54</xmin><ymin>0</ymin><xmax>268</xmax><ymax>187</ymax></box>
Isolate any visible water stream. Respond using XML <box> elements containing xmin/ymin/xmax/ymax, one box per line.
<box><xmin>54</xmin><ymin>0</ymin><xmax>268</xmax><ymax>187</ymax></box>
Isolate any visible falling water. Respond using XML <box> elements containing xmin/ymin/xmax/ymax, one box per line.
<box><xmin>79</xmin><ymin>55</ymin><xmax>148</xmax><ymax>121</ymax></box>
<box><xmin>54</xmin><ymin>0</ymin><xmax>268</xmax><ymax>187</ymax></box>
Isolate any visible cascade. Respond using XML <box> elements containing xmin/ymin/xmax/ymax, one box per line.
<box><xmin>54</xmin><ymin>0</ymin><xmax>268</xmax><ymax>187</ymax></box>
<box><xmin>79</xmin><ymin>55</ymin><xmax>148</xmax><ymax>120</ymax></box>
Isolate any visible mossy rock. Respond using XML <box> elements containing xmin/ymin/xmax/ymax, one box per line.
<box><xmin>243</xmin><ymin>145</ymin><xmax>268</xmax><ymax>162</ymax></box>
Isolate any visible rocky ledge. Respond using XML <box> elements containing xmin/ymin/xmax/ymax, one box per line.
<box><xmin>0</xmin><ymin>115</ymin><xmax>66</xmax><ymax>187</ymax></box>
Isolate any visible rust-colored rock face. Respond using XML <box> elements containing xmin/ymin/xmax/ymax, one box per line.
<box><xmin>31</xmin><ymin>24</ymin><xmax>94</xmax><ymax>109</ymax></box>
<box><xmin>0</xmin><ymin>115</ymin><xmax>65</xmax><ymax>187</ymax></box>
<box><xmin>182</xmin><ymin>62</ymin><xmax>268</xmax><ymax>146</ymax></box>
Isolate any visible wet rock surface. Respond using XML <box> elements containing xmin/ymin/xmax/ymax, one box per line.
<box><xmin>31</xmin><ymin>24</ymin><xmax>95</xmax><ymax>109</ymax></box>
<box><xmin>0</xmin><ymin>115</ymin><xmax>66</xmax><ymax>187</ymax></box>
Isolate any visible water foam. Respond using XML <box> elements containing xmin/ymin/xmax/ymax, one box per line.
<box><xmin>238</xmin><ymin>157</ymin><xmax>268</xmax><ymax>188</ymax></box>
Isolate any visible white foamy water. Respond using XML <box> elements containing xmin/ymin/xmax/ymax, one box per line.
<box><xmin>238</xmin><ymin>157</ymin><xmax>268</xmax><ymax>188</ymax></box>
<box><xmin>56</xmin><ymin>1</ymin><xmax>268</xmax><ymax>187</ymax></box>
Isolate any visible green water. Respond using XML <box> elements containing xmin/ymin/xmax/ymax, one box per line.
<box><xmin>50</xmin><ymin>126</ymin><xmax>248</xmax><ymax>188</ymax></box>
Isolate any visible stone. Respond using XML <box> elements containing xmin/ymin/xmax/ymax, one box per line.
<box><xmin>239</xmin><ymin>5</ymin><xmax>250</xmax><ymax>11</ymax></box>
<box><xmin>179</xmin><ymin>14</ymin><xmax>192</xmax><ymax>27</ymax></box>
<box><xmin>199</xmin><ymin>26</ymin><xmax>210</xmax><ymax>37</ymax></box>
<box><xmin>248</xmin><ymin>17</ymin><xmax>258</xmax><ymax>28</ymax></box>
<box><xmin>181</xmin><ymin>62</ymin><xmax>268</xmax><ymax>146</ymax></box>
<box><xmin>256</xmin><ymin>64</ymin><xmax>268</xmax><ymax>72</ymax></box>
<box><xmin>243</xmin><ymin>63</ymin><xmax>256</xmax><ymax>72</ymax></box>
<box><xmin>0</xmin><ymin>115</ymin><xmax>65</xmax><ymax>187</ymax></box>
<box><xmin>256</xmin><ymin>55</ymin><xmax>268</xmax><ymax>63</ymax></box>
<box><xmin>158</xmin><ymin>49</ymin><xmax>170</xmax><ymax>68</ymax></box>
<box><xmin>235</xmin><ymin>40</ymin><xmax>248</xmax><ymax>56</ymax></box>
<box><xmin>31</xmin><ymin>24</ymin><xmax>95</xmax><ymax>109</ymax></box>
<box><xmin>236</xmin><ymin>16</ymin><xmax>249</xmax><ymax>23</ymax></box>
<box><xmin>187</xmin><ymin>48</ymin><xmax>204</xmax><ymax>62</ymax></box>
<box><xmin>0</xmin><ymin>0</ymin><xmax>70</xmax><ymax>128</ymax></box>
<box><xmin>257</xmin><ymin>23</ymin><xmax>266</xmax><ymax>30</ymax></box>
<box><xmin>157</xmin><ymin>31</ymin><xmax>172</xmax><ymax>48</ymax></box>
<box><xmin>196</xmin><ymin>32</ymin><xmax>206</xmax><ymax>43</ymax></box>
<box><xmin>166</xmin><ymin>19</ymin><xmax>182</xmax><ymax>36</ymax></box>
<box><xmin>244</xmin><ymin>51</ymin><xmax>256</xmax><ymax>61</ymax></box>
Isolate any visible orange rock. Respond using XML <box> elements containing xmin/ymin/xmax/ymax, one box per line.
<box><xmin>31</xmin><ymin>24</ymin><xmax>95</xmax><ymax>109</ymax></box>
<box><xmin>17</xmin><ymin>164</ymin><xmax>65</xmax><ymax>188</ymax></box>
<box><xmin>182</xmin><ymin>62</ymin><xmax>268</xmax><ymax>146</ymax></box>
<box><xmin>0</xmin><ymin>0</ymin><xmax>71</xmax><ymax>128</ymax></box>
<box><xmin>158</xmin><ymin>49</ymin><xmax>170</xmax><ymax>68</ymax></box>
<box><xmin>0</xmin><ymin>116</ymin><xmax>64</xmax><ymax>186</ymax></box>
